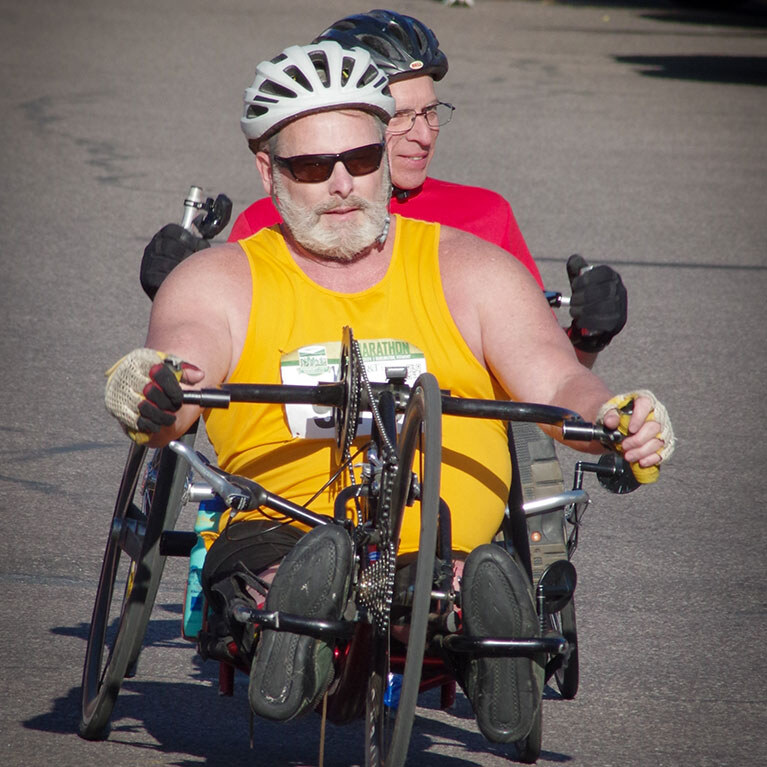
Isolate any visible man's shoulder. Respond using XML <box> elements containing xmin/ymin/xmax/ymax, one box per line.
<box><xmin>438</xmin><ymin>223</ymin><xmax>527</xmax><ymax>280</ymax></box>
<box><xmin>169</xmin><ymin>242</ymin><xmax>249</xmax><ymax>283</ymax></box>
<box><xmin>421</xmin><ymin>177</ymin><xmax>510</xmax><ymax>209</ymax></box>
<box><xmin>150</xmin><ymin>242</ymin><xmax>251</xmax><ymax>310</ymax></box>
<box><xmin>438</xmin><ymin>221</ymin><xmax>507</xmax><ymax>259</ymax></box>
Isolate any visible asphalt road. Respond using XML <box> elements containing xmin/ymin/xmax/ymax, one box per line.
<box><xmin>1</xmin><ymin>1</ymin><xmax>766</xmax><ymax>765</ymax></box>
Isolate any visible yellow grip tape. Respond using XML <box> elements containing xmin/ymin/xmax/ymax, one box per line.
<box><xmin>615</xmin><ymin>408</ymin><xmax>660</xmax><ymax>485</ymax></box>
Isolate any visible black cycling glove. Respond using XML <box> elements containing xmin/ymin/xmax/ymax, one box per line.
<box><xmin>136</xmin><ymin>361</ymin><xmax>185</xmax><ymax>434</ymax></box>
<box><xmin>566</xmin><ymin>254</ymin><xmax>628</xmax><ymax>353</ymax></box>
<box><xmin>140</xmin><ymin>223</ymin><xmax>210</xmax><ymax>301</ymax></box>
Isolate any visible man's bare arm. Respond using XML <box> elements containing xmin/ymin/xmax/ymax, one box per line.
<box><xmin>141</xmin><ymin>243</ymin><xmax>250</xmax><ymax>443</ymax></box>
<box><xmin>439</xmin><ymin>229</ymin><xmax>618</xmax><ymax>454</ymax></box>
<box><xmin>440</xmin><ymin>229</ymin><xmax>672</xmax><ymax>465</ymax></box>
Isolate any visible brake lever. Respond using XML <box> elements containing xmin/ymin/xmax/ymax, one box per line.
<box><xmin>194</xmin><ymin>193</ymin><xmax>232</xmax><ymax>238</ymax></box>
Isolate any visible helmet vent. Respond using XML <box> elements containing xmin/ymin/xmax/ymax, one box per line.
<box><xmin>284</xmin><ymin>65</ymin><xmax>313</xmax><ymax>92</ymax></box>
<box><xmin>246</xmin><ymin>104</ymin><xmax>268</xmax><ymax>118</ymax></box>
<box><xmin>308</xmin><ymin>51</ymin><xmax>330</xmax><ymax>86</ymax></box>
<box><xmin>260</xmin><ymin>80</ymin><xmax>298</xmax><ymax>99</ymax></box>
<box><xmin>387</xmin><ymin>21</ymin><xmax>409</xmax><ymax>49</ymax></box>
<box><xmin>341</xmin><ymin>56</ymin><xmax>356</xmax><ymax>85</ymax></box>
<box><xmin>360</xmin><ymin>34</ymin><xmax>392</xmax><ymax>60</ymax></box>
<box><xmin>413</xmin><ymin>26</ymin><xmax>427</xmax><ymax>52</ymax></box>
<box><xmin>360</xmin><ymin>64</ymin><xmax>381</xmax><ymax>87</ymax></box>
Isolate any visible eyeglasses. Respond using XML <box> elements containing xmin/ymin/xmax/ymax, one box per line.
<box><xmin>273</xmin><ymin>143</ymin><xmax>385</xmax><ymax>183</ymax></box>
<box><xmin>386</xmin><ymin>102</ymin><xmax>455</xmax><ymax>135</ymax></box>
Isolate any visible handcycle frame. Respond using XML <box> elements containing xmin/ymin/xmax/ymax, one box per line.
<box><xmin>79</xmin><ymin>327</ymin><xmax>628</xmax><ymax>765</ymax></box>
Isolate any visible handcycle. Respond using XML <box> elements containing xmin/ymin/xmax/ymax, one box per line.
<box><xmin>79</xmin><ymin>326</ymin><xmax>641</xmax><ymax>765</ymax></box>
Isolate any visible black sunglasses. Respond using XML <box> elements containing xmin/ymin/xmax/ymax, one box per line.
<box><xmin>273</xmin><ymin>143</ymin><xmax>385</xmax><ymax>183</ymax></box>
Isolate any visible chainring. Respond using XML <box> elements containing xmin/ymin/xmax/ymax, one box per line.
<box><xmin>335</xmin><ymin>326</ymin><xmax>362</xmax><ymax>463</ymax></box>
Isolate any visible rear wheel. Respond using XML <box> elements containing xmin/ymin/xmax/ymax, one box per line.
<box><xmin>510</xmin><ymin>422</ymin><xmax>567</xmax><ymax>585</ymax></box>
<box><xmin>510</xmin><ymin>422</ymin><xmax>565</xmax><ymax>504</ymax></box>
<box><xmin>79</xmin><ymin>435</ymin><xmax>192</xmax><ymax>739</ymax></box>
<box><xmin>365</xmin><ymin>373</ymin><xmax>442</xmax><ymax>767</ymax></box>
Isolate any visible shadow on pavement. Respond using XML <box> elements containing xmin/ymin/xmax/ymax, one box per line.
<box><xmin>23</xmin><ymin>680</ymin><xmax>558</xmax><ymax>767</ymax></box>
<box><xmin>614</xmin><ymin>53</ymin><xmax>767</xmax><ymax>84</ymax></box>
<box><xmin>34</xmin><ymin>615</ymin><xmax>573</xmax><ymax>766</ymax></box>
<box><xmin>549</xmin><ymin>0</ymin><xmax>767</xmax><ymax>28</ymax></box>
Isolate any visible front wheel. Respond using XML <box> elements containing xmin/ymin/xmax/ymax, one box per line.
<box><xmin>365</xmin><ymin>373</ymin><xmax>442</xmax><ymax>767</ymax></box>
<box><xmin>79</xmin><ymin>436</ymin><xmax>191</xmax><ymax>739</ymax></box>
<box><xmin>515</xmin><ymin>701</ymin><xmax>542</xmax><ymax>764</ymax></box>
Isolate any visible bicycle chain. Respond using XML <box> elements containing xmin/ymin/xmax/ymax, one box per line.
<box><xmin>335</xmin><ymin>333</ymin><xmax>401</xmax><ymax>633</ymax></box>
<box><xmin>356</xmin><ymin>447</ymin><xmax>398</xmax><ymax>632</ymax></box>
<box><xmin>344</xmin><ymin>335</ymin><xmax>399</xmax><ymax>632</ymax></box>
<box><xmin>354</xmin><ymin>337</ymin><xmax>395</xmax><ymax>455</ymax></box>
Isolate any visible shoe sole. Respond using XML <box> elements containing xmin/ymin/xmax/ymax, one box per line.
<box><xmin>249</xmin><ymin>524</ymin><xmax>352</xmax><ymax>721</ymax></box>
<box><xmin>462</xmin><ymin>544</ymin><xmax>540</xmax><ymax>743</ymax></box>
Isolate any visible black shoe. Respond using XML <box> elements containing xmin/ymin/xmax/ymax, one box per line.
<box><xmin>460</xmin><ymin>544</ymin><xmax>540</xmax><ymax>743</ymax></box>
<box><xmin>248</xmin><ymin>524</ymin><xmax>352</xmax><ymax>721</ymax></box>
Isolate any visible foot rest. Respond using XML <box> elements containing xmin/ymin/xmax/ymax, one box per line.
<box><xmin>231</xmin><ymin>605</ymin><xmax>354</xmax><ymax>640</ymax></box>
<box><xmin>159</xmin><ymin>530</ymin><xmax>197</xmax><ymax>556</ymax></box>
<box><xmin>443</xmin><ymin>633</ymin><xmax>567</xmax><ymax>658</ymax></box>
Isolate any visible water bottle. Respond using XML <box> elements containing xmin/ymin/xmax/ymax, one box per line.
<box><xmin>182</xmin><ymin>497</ymin><xmax>225</xmax><ymax>639</ymax></box>
<box><xmin>383</xmin><ymin>672</ymin><xmax>402</xmax><ymax>710</ymax></box>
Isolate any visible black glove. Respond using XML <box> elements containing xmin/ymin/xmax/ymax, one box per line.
<box><xmin>566</xmin><ymin>254</ymin><xmax>628</xmax><ymax>353</ymax></box>
<box><xmin>140</xmin><ymin>223</ymin><xmax>210</xmax><ymax>301</ymax></box>
<box><xmin>136</xmin><ymin>360</ymin><xmax>185</xmax><ymax>435</ymax></box>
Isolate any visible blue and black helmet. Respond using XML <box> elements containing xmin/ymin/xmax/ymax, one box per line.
<box><xmin>314</xmin><ymin>9</ymin><xmax>448</xmax><ymax>83</ymax></box>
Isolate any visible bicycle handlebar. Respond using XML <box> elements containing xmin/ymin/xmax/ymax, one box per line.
<box><xmin>181</xmin><ymin>382</ymin><xmax>621</xmax><ymax>446</ymax></box>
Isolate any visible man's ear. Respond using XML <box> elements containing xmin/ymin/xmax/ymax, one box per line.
<box><xmin>255</xmin><ymin>151</ymin><xmax>273</xmax><ymax>197</ymax></box>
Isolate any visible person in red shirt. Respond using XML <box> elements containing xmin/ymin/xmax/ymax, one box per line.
<box><xmin>142</xmin><ymin>11</ymin><xmax>626</xmax><ymax>365</ymax></box>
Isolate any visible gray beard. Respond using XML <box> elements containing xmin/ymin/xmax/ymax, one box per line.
<box><xmin>273</xmin><ymin>163</ymin><xmax>392</xmax><ymax>262</ymax></box>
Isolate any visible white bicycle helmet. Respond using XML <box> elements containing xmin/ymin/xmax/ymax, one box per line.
<box><xmin>241</xmin><ymin>40</ymin><xmax>395</xmax><ymax>143</ymax></box>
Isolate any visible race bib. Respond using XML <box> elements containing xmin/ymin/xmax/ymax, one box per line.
<box><xmin>281</xmin><ymin>338</ymin><xmax>427</xmax><ymax>439</ymax></box>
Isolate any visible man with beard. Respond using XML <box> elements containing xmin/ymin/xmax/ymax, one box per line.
<box><xmin>139</xmin><ymin>11</ymin><xmax>628</xmax><ymax>583</ymax></box>
<box><xmin>105</xmin><ymin>41</ymin><xmax>673</xmax><ymax>739</ymax></box>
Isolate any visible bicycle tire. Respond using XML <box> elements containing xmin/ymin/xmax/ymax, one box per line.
<box><xmin>511</xmin><ymin>422</ymin><xmax>570</xmax><ymax>587</ymax></box>
<box><xmin>515</xmin><ymin>701</ymin><xmax>542</xmax><ymax>764</ymax></box>
<box><xmin>365</xmin><ymin>373</ymin><xmax>442</xmax><ymax>767</ymax></box>
<box><xmin>552</xmin><ymin>597</ymin><xmax>579</xmax><ymax>700</ymax></box>
<box><xmin>510</xmin><ymin>422</ymin><xmax>565</xmax><ymax>503</ymax></box>
<box><xmin>79</xmin><ymin>435</ymin><xmax>192</xmax><ymax>740</ymax></box>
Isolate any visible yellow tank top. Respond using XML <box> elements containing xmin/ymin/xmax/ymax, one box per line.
<box><xmin>204</xmin><ymin>215</ymin><xmax>511</xmax><ymax>554</ymax></box>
